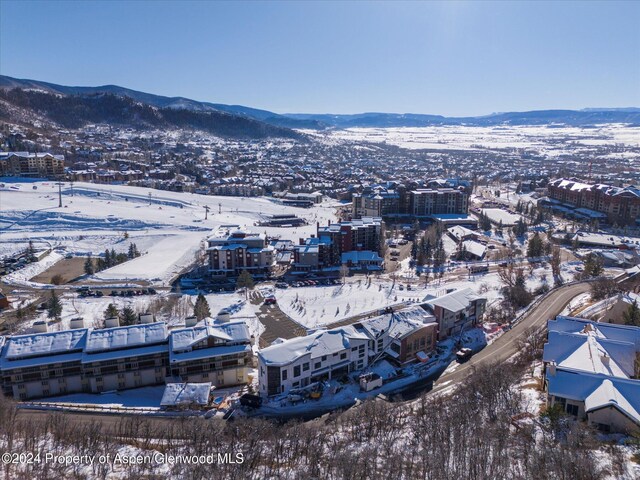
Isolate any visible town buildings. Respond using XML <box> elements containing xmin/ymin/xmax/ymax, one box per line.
<box><xmin>0</xmin><ymin>152</ymin><xmax>65</xmax><ymax>177</ymax></box>
<box><xmin>0</xmin><ymin>319</ymin><xmax>252</xmax><ymax>400</ymax></box>
<box><xmin>257</xmin><ymin>306</ymin><xmax>438</xmax><ymax>397</ymax></box>
<box><xmin>547</xmin><ymin>178</ymin><xmax>640</xmax><ymax>226</ymax></box>
<box><xmin>207</xmin><ymin>226</ymin><xmax>275</xmax><ymax>278</ymax></box>
<box><xmin>542</xmin><ymin>316</ymin><xmax>640</xmax><ymax>434</ymax></box>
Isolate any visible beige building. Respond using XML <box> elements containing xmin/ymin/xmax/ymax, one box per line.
<box><xmin>0</xmin><ymin>152</ymin><xmax>65</xmax><ymax>177</ymax></box>
<box><xmin>0</xmin><ymin>319</ymin><xmax>252</xmax><ymax>400</ymax></box>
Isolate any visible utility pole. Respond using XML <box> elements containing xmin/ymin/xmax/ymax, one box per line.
<box><xmin>70</xmin><ymin>180</ymin><xmax>74</xmax><ymax>197</ymax></box>
<box><xmin>55</xmin><ymin>182</ymin><xmax>63</xmax><ymax>208</ymax></box>
<box><xmin>204</xmin><ymin>205</ymin><xmax>210</xmax><ymax>220</ymax></box>
<box><xmin>218</xmin><ymin>202</ymin><xmax>222</xmax><ymax>214</ymax></box>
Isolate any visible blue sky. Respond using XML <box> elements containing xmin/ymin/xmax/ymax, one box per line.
<box><xmin>1</xmin><ymin>1</ymin><xmax>639</xmax><ymax>116</ymax></box>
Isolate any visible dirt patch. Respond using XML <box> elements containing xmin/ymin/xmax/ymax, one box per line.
<box><xmin>31</xmin><ymin>257</ymin><xmax>87</xmax><ymax>285</ymax></box>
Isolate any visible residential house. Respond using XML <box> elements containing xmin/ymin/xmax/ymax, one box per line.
<box><xmin>422</xmin><ymin>288</ymin><xmax>487</xmax><ymax>340</ymax></box>
<box><xmin>543</xmin><ymin>316</ymin><xmax>640</xmax><ymax>434</ymax></box>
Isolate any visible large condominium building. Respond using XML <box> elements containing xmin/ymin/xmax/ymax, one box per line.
<box><xmin>0</xmin><ymin>319</ymin><xmax>252</xmax><ymax>400</ymax></box>
<box><xmin>547</xmin><ymin>178</ymin><xmax>640</xmax><ymax>226</ymax></box>
<box><xmin>257</xmin><ymin>306</ymin><xmax>438</xmax><ymax>397</ymax></box>
<box><xmin>207</xmin><ymin>226</ymin><xmax>275</xmax><ymax>278</ymax></box>
<box><xmin>0</xmin><ymin>152</ymin><xmax>65</xmax><ymax>177</ymax></box>
<box><xmin>352</xmin><ymin>182</ymin><xmax>469</xmax><ymax>220</ymax></box>
<box><xmin>410</xmin><ymin>188</ymin><xmax>469</xmax><ymax>217</ymax></box>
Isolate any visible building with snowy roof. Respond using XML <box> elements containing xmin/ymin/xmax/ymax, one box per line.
<box><xmin>0</xmin><ymin>152</ymin><xmax>65</xmax><ymax>177</ymax></box>
<box><xmin>0</xmin><ymin>319</ymin><xmax>253</xmax><ymax>400</ymax></box>
<box><xmin>547</xmin><ymin>178</ymin><xmax>640</xmax><ymax>226</ymax></box>
<box><xmin>543</xmin><ymin>316</ymin><xmax>640</xmax><ymax>434</ymax></box>
<box><xmin>207</xmin><ymin>226</ymin><xmax>274</xmax><ymax>278</ymax></box>
<box><xmin>168</xmin><ymin>320</ymin><xmax>252</xmax><ymax>386</ymax></box>
<box><xmin>160</xmin><ymin>382</ymin><xmax>212</xmax><ymax>410</ymax></box>
<box><xmin>422</xmin><ymin>288</ymin><xmax>487</xmax><ymax>340</ymax></box>
<box><xmin>257</xmin><ymin>306</ymin><xmax>437</xmax><ymax>397</ymax></box>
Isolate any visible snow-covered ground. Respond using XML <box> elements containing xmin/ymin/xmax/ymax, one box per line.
<box><xmin>306</xmin><ymin>124</ymin><xmax>640</xmax><ymax>157</ymax></box>
<box><xmin>1</xmin><ymin>180</ymin><xmax>339</xmax><ymax>286</ymax></box>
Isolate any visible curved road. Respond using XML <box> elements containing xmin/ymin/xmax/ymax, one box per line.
<box><xmin>15</xmin><ymin>282</ymin><xmax>591</xmax><ymax>432</ymax></box>
<box><xmin>430</xmin><ymin>281</ymin><xmax>591</xmax><ymax>394</ymax></box>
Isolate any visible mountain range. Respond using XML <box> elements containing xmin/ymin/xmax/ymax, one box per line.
<box><xmin>1</xmin><ymin>75</ymin><xmax>639</xmax><ymax>137</ymax></box>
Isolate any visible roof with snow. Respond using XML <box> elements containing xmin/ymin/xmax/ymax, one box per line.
<box><xmin>258</xmin><ymin>326</ymin><xmax>369</xmax><ymax>366</ymax></box>
<box><xmin>160</xmin><ymin>382</ymin><xmax>212</xmax><ymax>407</ymax></box>
<box><xmin>447</xmin><ymin>226</ymin><xmax>480</xmax><ymax>241</ymax></box>
<box><xmin>548</xmin><ymin>316</ymin><xmax>640</xmax><ymax>348</ymax></box>
<box><xmin>341</xmin><ymin>250</ymin><xmax>384</xmax><ymax>263</ymax></box>
<box><xmin>85</xmin><ymin>322</ymin><xmax>168</xmax><ymax>353</ymax></box>
<box><xmin>546</xmin><ymin>367</ymin><xmax>640</xmax><ymax>426</ymax></box>
<box><xmin>4</xmin><ymin>328</ymin><xmax>87</xmax><ymax>360</ymax></box>
<box><xmin>423</xmin><ymin>288</ymin><xmax>483</xmax><ymax>313</ymax></box>
<box><xmin>462</xmin><ymin>240</ymin><xmax>486</xmax><ymax>259</ymax></box>
<box><xmin>543</xmin><ymin>331</ymin><xmax>637</xmax><ymax>379</ymax></box>
<box><xmin>170</xmin><ymin>320</ymin><xmax>250</xmax><ymax>352</ymax></box>
<box><xmin>354</xmin><ymin>307</ymin><xmax>436</xmax><ymax>340</ymax></box>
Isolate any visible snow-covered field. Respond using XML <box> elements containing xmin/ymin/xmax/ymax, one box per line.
<box><xmin>1</xmin><ymin>180</ymin><xmax>338</xmax><ymax>285</ymax></box>
<box><xmin>307</xmin><ymin>124</ymin><xmax>640</xmax><ymax>157</ymax></box>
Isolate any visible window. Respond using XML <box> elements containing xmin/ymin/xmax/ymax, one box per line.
<box><xmin>314</xmin><ymin>362</ymin><xmax>321</xmax><ymax>369</ymax></box>
<box><xmin>293</xmin><ymin>365</ymin><xmax>301</xmax><ymax>377</ymax></box>
<box><xmin>566</xmin><ymin>404</ymin><xmax>579</xmax><ymax>416</ymax></box>
<box><xmin>302</xmin><ymin>363</ymin><xmax>309</xmax><ymax>372</ymax></box>
<box><xmin>340</xmin><ymin>352</ymin><xmax>347</xmax><ymax>360</ymax></box>
<box><xmin>321</xmin><ymin>355</ymin><xmax>327</xmax><ymax>361</ymax></box>
<box><xmin>282</xmin><ymin>369</ymin><xmax>288</xmax><ymax>381</ymax></box>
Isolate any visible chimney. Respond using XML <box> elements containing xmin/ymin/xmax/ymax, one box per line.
<box><xmin>548</xmin><ymin>362</ymin><xmax>557</xmax><ymax>376</ymax></box>
<box><xmin>601</xmin><ymin>353</ymin><xmax>610</xmax><ymax>366</ymax></box>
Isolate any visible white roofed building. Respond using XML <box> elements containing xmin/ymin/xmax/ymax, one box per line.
<box><xmin>543</xmin><ymin>316</ymin><xmax>640</xmax><ymax>434</ymax></box>
<box><xmin>169</xmin><ymin>320</ymin><xmax>253</xmax><ymax>387</ymax></box>
<box><xmin>422</xmin><ymin>288</ymin><xmax>487</xmax><ymax>340</ymax></box>
<box><xmin>257</xmin><ymin>306</ymin><xmax>437</xmax><ymax>397</ymax></box>
<box><xmin>0</xmin><ymin>318</ymin><xmax>254</xmax><ymax>400</ymax></box>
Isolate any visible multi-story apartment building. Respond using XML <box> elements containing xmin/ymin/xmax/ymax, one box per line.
<box><xmin>352</xmin><ymin>182</ymin><xmax>469</xmax><ymax>220</ymax></box>
<box><xmin>411</xmin><ymin>188</ymin><xmax>469</xmax><ymax>217</ymax></box>
<box><xmin>292</xmin><ymin>217</ymin><xmax>383</xmax><ymax>271</ymax></box>
<box><xmin>547</xmin><ymin>178</ymin><xmax>640</xmax><ymax>226</ymax></box>
<box><xmin>257</xmin><ymin>306</ymin><xmax>438</xmax><ymax>397</ymax></box>
<box><xmin>0</xmin><ymin>152</ymin><xmax>65</xmax><ymax>177</ymax></box>
<box><xmin>352</xmin><ymin>187</ymin><xmax>400</xmax><ymax>218</ymax></box>
<box><xmin>0</xmin><ymin>319</ymin><xmax>252</xmax><ymax>400</ymax></box>
<box><xmin>207</xmin><ymin>226</ymin><xmax>275</xmax><ymax>278</ymax></box>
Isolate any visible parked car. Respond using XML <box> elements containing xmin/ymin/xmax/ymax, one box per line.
<box><xmin>264</xmin><ymin>296</ymin><xmax>277</xmax><ymax>305</ymax></box>
<box><xmin>456</xmin><ymin>348</ymin><xmax>473</xmax><ymax>362</ymax></box>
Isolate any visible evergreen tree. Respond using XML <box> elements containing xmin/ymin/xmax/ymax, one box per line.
<box><xmin>128</xmin><ymin>243</ymin><xmax>137</xmax><ymax>259</ymax></box>
<box><xmin>479</xmin><ymin>212</ymin><xmax>492</xmax><ymax>232</ymax></box>
<box><xmin>120</xmin><ymin>306</ymin><xmax>137</xmax><ymax>326</ymax></box>
<box><xmin>583</xmin><ymin>253</ymin><xmax>604</xmax><ymax>278</ymax></box>
<box><xmin>527</xmin><ymin>233</ymin><xmax>544</xmax><ymax>258</ymax></box>
<box><xmin>194</xmin><ymin>294</ymin><xmax>211</xmax><ymax>321</ymax></box>
<box><xmin>104</xmin><ymin>303</ymin><xmax>119</xmax><ymax>320</ymax></box>
<box><xmin>623</xmin><ymin>299</ymin><xmax>640</xmax><ymax>327</ymax></box>
<box><xmin>104</xmin><ymin>249</ymin><xmax>112</xmax><ymax>268</ymax></box>
<box><xmin>110</xmin><ymin>249</ymin><xmax>117</xmax><ymax>265</ymax></box>
<box><xmin>236</xmin><ymin>270</ymin><xmax>255</xmax><ymax>299</ymax></box>
<box><xmin>84</xmin><ymin>255</ymin><xmax>94</xmax><ymax>275</ymax></box>
<box><xmin>26</xmin><ymin>240</ymin><xmax>36</xmax><ymax>262</ymax></box>
<box><xmin>47</xmin><ymin>290</ymin><xmax>62</xmax><ymax>320</ymax></box>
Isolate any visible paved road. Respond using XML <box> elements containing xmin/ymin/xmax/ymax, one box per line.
<box><xmin>248</xmin><ymin>290</ymin><xmax>306</xmax><ymax>347</ymax></box>
<box><xmin>430</xmin><ymin>281</ymin><xmax>591</xmax><ymax>394</ymax></box>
